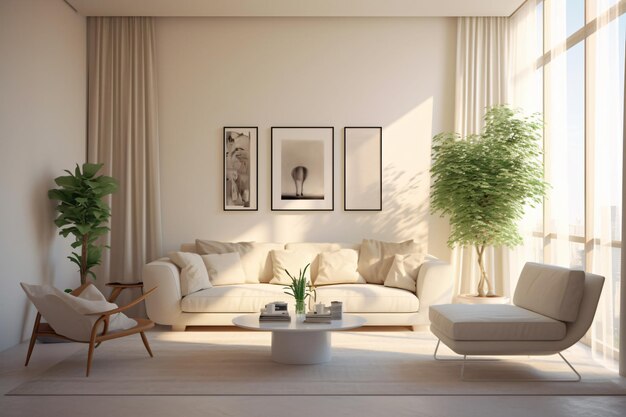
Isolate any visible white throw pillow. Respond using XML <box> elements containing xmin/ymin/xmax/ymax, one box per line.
<box><xmin>201</xmin><ymin>252</ymin><xmax>247</xmax><ymax>286</ymax></box>
<box><xmin>69</xmin><ymin>284</ymin><xmax>138</xmax><ymax>332</ymax></box>
<box><xmin>315</xmin><ymin>249</ymin><xmax>366</xmax><ymax>286</ymax></box>
<box><xmin>195</xmin><ymin>239</ymin><xmax>262</xmax><ymax>283</ymax></box>
<box><xmin>269</xmin><ymin>249</ymin><xmax>316</xmax><ymax>285</ymax></box>
<box><xmin>384</xmin><ymin>254</ymin><xmax>423</xmax><ymax>292</ymax></box>
<box><xmin>169</xmin><ymin>251</ymin><xmax>212</xmax><ymax>296</ymax></box>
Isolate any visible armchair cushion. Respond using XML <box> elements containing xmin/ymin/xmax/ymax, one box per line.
<box><xmin>513</xmin><ymin>262</ymin><xmax>585</xmax><ymax>322</ymax></box>
<box><xmin>21</xmin><ymin>283</ymin><xmax>137</xmax><ymax>342</ymax></box>
<box><xmin>429</xmin><ymin>304</ymin><xmax>566</xmax><ymax>341</ymax></box>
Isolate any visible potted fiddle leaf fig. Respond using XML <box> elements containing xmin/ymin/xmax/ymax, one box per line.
<box><xmin>48</xmin><ymin>163</ymin><xmax>118</xmax><ymax>285</ymax></box>
<box><xmin>430</xmin><ymin>105</ymin><xmax>548</xmax><ymax>297</ymax></box>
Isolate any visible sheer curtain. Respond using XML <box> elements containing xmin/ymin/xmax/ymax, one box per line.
<box><xmin>509</xmin><ymin>0</ymin><xmax>624</xmax><ymax>371</ymax></box>
<box><xmin>505</xmin><ymin>0</ymin><xmax>545</xmax><ymax>297</ymax></box>
<box><xmin>87</xmin><ymin>17</ymin><xmax>163</xmax><ymax>311</ymax></box>
<box><xmin>587</xmin><ymin>0</ymin><xmax>623</xmax><ymax>370</ymax></box>
<box><xmin>452</xmin><ymin>17</ymin><xmax>510</xmax><ymax>297</ymax></box>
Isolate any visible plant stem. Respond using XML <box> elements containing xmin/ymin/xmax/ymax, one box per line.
<box><xmin>475</xmin><ymin>244</ymin><xmax>496</xmax><ymax>296</ymax></box>
<box><xmin>81</xmin><ymin>234</ymin><xmax>88</xmax><ymax>285</ymax></box>
<box><xmin>475</xmin><ymin>244</ymin><xmax>489</xmax><ymax>297</ymax></box>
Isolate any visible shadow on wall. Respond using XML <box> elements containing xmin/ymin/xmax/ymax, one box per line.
<box><xmin>350</xmin><ymin>165</ymin><xmax>428</xmax><ymax>246</ymax></box>
<box><xmin>259</xmin><ymin>165</ymin><xmax>429</xmax><ymax>252</ymax></box>
<box><xmin>19</xmin><ymin>172</ymin><xmax>68</xmax><ymax>342</ymax></box>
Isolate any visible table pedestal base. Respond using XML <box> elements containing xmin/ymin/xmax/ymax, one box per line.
<box><xmin>271</xmin><ymin>331</ymin><xmax>331</xmax><ymax>364</ymax></box>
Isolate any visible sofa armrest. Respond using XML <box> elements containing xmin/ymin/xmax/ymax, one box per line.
<box><xmin>416</xmin><ymin>259</ymin><xmax>453</xmax><ymax>316</ymax></box>
<box><xmin>142</xmin><ymin>259</ymin><xmax>183</xmax><ymax>325</ymax></box>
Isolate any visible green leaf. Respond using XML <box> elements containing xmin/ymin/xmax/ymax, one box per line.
<box><xmin>75</xmin><ymin>224</ymin><xmax>91</xmax><ymax>235</ymax></box>
<box><xmin>54</xmin><ymin>175</ymin><xmax>78</xmax><ymax>188</ymax></box>
<box><xmin>82</xmin><ymin>163</ymin><xmax>103</xmax><ymax>179</ymax></box>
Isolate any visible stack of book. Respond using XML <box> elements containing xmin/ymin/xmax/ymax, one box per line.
<box><xmin>304</xmin><ymin>312</ymin><xmax>332</xmax><ymax>324</ymax></box>
<box><xmin>259</xmin><ymin>311</ymin><xmax>291</xmax><ymax>322</ymax></box>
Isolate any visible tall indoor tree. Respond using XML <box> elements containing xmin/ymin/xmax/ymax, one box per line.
<box><xmin>48</xmin><ymin>163</ymin><xmax>118</xmax><ymax>285</ymax></box>
<box><xmin>430</xmin><ymin>105</ymin><xmax>548</xmax><ymax>297</ymax></box>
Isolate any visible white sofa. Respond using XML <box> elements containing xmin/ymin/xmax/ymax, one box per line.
<box><xmin>142</xmin><ymin>242</ymin><xmax>453</xmax><ymax>331</ymax></box>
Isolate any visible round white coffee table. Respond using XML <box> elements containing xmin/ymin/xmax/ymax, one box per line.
<box><xmin>232</xmin><ymin>314</ymin><xmax>366</xmax><ymax>365</ymax></box>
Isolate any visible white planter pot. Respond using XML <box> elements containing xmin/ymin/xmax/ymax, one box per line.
<box><xmin>453</xmin><ymin>293</ymin><xmax>510</xmax><ymax>305</ymax></box>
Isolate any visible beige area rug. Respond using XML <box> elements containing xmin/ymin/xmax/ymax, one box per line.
<box><xmin>8</xmin><ymin>330</ymin><xmax>626</xmax><ymax>396</ymax></box>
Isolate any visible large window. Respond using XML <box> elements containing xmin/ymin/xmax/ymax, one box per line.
<box><xmin>529</xmin><ymin>0</ymin><xmax>625</xmax><ymax>365</ymax></box>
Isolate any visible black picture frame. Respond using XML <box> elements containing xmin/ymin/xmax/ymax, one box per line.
<box><xmin>271</xmin><ymin>127</ymin><xmax>334</xmax><ymax>211</ymax></box>
<box><xmin>344</xmin><ymin>126</ymin><xmax>383</xmax><ymax>211</ymax></box>
<box><xmin>223</xmin><ymin>126</ymin><xmax>258</xmax><ymax>211</ymax></box>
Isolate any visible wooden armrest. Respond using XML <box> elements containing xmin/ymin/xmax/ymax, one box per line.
<box><xmin>86</xmin><ymin>286</ymin><xmax>157</xmax><ymax>316</ymax></box>
<box><xmin>70</xmin><ymin>283</ymin><xmax>92</xmax><ymax>297</ymax></box>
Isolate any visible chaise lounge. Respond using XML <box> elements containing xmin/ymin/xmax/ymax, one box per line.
<box><xmin>429</xmin><ymin>262</ymin><xmax>605</xmax><ymax>381</ymax></box>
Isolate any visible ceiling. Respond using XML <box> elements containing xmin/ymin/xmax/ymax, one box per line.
<box><xmin>65</xmin><ymin>0</ymin><xmax>526</xmax><ymax>17</ymax></box>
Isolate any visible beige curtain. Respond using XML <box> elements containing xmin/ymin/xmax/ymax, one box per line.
<box><xmin>87</xmin><ymin>17</ymin><xmax>162</xmax><ymax>309</ymax></box>
<box><xmin>621</xmin><ymin>26</ymin><xmax>626</xmax><ymax>377</ymax></box>
<box><xmin>452</xmin><ymin>17</ymin><xmax>510</xmax><ymax>297</ymax></box>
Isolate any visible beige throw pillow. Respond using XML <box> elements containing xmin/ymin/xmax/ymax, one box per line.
<box><xmin>201</xmin><ymin>252</ymin><xmax>247</xmax><ymax>286</ymax></box>
<box><xmin>169</xmin><ymin>251</ymin><xmax>212</xmax><ymax>296</ymax></box>
<box><xmin>384</xmin><ymin>253</ymin><xmax>423</xmax><ymax>292</ymax></box>
<box><xmin>315</xmin><ymin>249</ymin><xmax>365</xmax><ymax>286</ymax></box>
<box><xmin>358</xmin><ymin>239</ymin><xmax>421</xmax><ymax>284</ymax></box>
<box><xmin>270</xmin><ymin>249</ymin><xmax>316</xmax><ymax>285</ymax></box>
<box><xmin>285</xmin><ymin>243</ymin><xmax>342</xmax><ymax>281</ymax></box>
<box><xmin>195</xmin><ymin>239</ymin><xmax>261</xmax><ymax>283</ymax></box>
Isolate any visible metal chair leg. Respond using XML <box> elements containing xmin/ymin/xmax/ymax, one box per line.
<box><xmin>434</xmin><ymin>339</ymin><xmax>582</xmax><ymax>382</ymax></box>
<box><xmin>460</xmin><ymin>351</ymin><xmax>582</xmax><ymax>382</ymax></box>
<box><xmin>433</xmin><ymin>339</ymin><xmax>497</xmax><ymax>362</ymax></box>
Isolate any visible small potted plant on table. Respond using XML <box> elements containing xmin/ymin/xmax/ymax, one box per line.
<box><xmin>283</xmin><ymin>264</ymin><xmax>316</xmax><ymax>319</ymax></box>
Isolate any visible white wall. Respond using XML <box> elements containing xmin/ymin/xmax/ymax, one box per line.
<box><xmin>156</xmin><ymin>17</ymin><xmax>455</xmax><ymax>259</ymax></box>
<box><xmin>0</xmin><ymin>0</ymin><xmax>86</xmax><ymax>351</ymax></box>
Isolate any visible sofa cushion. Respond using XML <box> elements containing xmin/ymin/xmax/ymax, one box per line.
<box><xmin>169</xmin><ymin>251</ymin><xmax>212</xmax><ymax>296</ymax></box>
<box><xmin>315</xmin><ymin>284</ymin><xmax>419</xmax><ymax>313</ymax></box>
<box><xmin>315</xmin><ymin>249</ymin><xmax>365</xmax><ymax>286</ymax></box>
<box><xmin>201</xmin><ymin>252</ymin><xmax>247</xmax><ymax>286</ymax></box>
<box><xmin>181</xmin><ymin>283</ymin><xmax>419</xmax><ymax>314</ymax></box>
<box><xmin>181</xmin><ymin>284</ymin><xmax>291</xmax><ymax>313</ymax></box>
<box><xmin>195</xmin><ymin>240</ymin><xmax>283</xmax><ymax>283</ymax></box>
<box><xmin>357</xmin><ymin>239</ymin><xmax>424</xmax><ymax>284</ymax></box>
<box><xmin>429</xmin><ymin>304</ymin><xmax>566</xmax><ymax>341</ymax></box>
<box><xmin>513</xmin><ymin>262</ymin><xmax>585</xmax><ymax>322</ymax></box>
<box><xmin>269</xmin><ymin>249</ymin><xmax>316</xmax><ymax>285</ymax></box>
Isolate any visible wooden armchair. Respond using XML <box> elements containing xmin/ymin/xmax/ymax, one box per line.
<box><xmin>23</xmin><ymin>282</ymin><xmax>157</xmax><ymax>376</ymax></box>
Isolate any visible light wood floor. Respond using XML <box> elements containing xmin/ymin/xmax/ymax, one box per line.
<box><xmin>1</xmin><ymin>326</ymin><xmax>625</xmax><ymax>417</ymax></box>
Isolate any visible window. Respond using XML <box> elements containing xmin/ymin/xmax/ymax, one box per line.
<box><xmin>526</xmin><ymin>0</ymin><xmax>625</xmax><ymax>366</ymax></box>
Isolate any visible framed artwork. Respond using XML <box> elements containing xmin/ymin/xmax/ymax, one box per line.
<box><xmin>344</xmin><ymin>127</ymin><xmax>382</xmax><ymax>211</ymax></box>
<box><xmin>271</xmin><ymin>127</ymin><xmax>334</xmax><ymax>211</ymax></box>
<box><xmin>223</xmin><ymin>127</ymin><xmax>258</xmax><ymax>211</ymax></box>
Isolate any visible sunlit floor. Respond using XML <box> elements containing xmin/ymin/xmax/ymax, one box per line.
<box><xmin>1</xmin><ymin>326</ymin><xmax>625</xmax><ymax>417</ymax></box>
